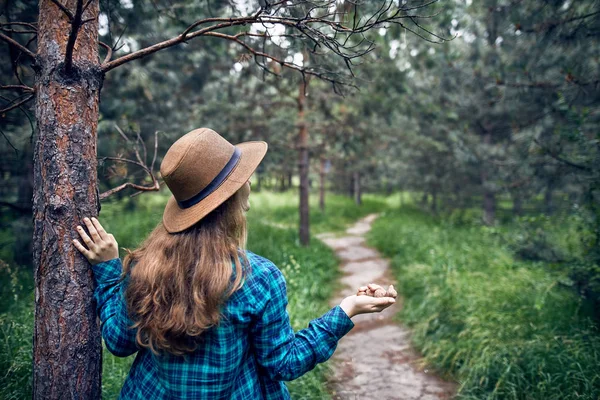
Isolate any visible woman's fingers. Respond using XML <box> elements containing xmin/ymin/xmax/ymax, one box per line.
<box><xmin>76</xmin><ymin>225</ymin><xmax>95</xmax><ymax>249</ymax></box>
<box><xmin>83</xmin><ymin>218</ymin><xmax>101</xmax><ymax>242</ymax></box>
<box><xmin>372</xmin><ymin>297</ymin><xmax>395</xmax><ymax>311</ymax></box>
<box><xmin>72</xmin><ymin>239</ymin><xmax>93</xmax><ymax>259</ymax></box>
<box><xmin>91</xmin><ymin>217</ymin><xmax>108</xmax><ymax>240</ymax></box>
<box><xmin>387</xmin><ymin>285</ymin><xmax>398</xmax><ymax>298</ymax></box>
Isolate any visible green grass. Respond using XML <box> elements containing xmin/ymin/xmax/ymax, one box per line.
<box><xmin>368</xmin><ymin>206</ymin><xmax>600</xmax><ymax>399</ymax></box>
<box><xmin>1</xmin><ymin>189</ymin><xmax>374</xmax><ymax>399</ymax></box>
<box><xmin>248</xmin><ymin>189</ymin><xmax>387</xmax><ymax>234</ymax></box>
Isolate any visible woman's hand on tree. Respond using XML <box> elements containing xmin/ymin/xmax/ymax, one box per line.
<box><xmin>72</xmin><ymin>217</ymin><xmax>119</xmax><ymax>265</ymax></box>
<box><xmin>339</xmin><ymin>294</ymin><xmax>395</xmax><ymax>319</ymax></box>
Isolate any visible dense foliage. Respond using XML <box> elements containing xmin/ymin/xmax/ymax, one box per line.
<box><xmin>2</xmin><ymin>0</ymin><xmax>600</xmax><ymax>398</ymax></box>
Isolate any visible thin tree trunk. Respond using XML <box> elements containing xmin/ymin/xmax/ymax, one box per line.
<box><xmin>545</xmin><ymin>181</ymin><xmax>554</xmax><ymax>215</ymax></box>
<box><xmin>420</xmin><ymin>192</ymin><xmax>428</xmax><ymax>207</ymax></box>
<box><xmin>280</xmin><ymin>174</ymin><xmax>286</xmax><ymax>192</ymax></box>
<box><xmin>353</xmin><ymin>171</ymin><xmax>362</xmax><ymax>206</ymax></box>
<box><xmin>33</xmin><ymin>1</ymin><xmax>103</xmax><ymax>398</ymax></box>
<box><xmin>319</xmin><ymin>156</ymin><xmax>326</xmax><ymax>212</ymax></box>
<box><xmin>512</xmin><ymin>191</ymin><xmax>523</xmax><ymax>216</ymax></box>
<box><xmin>287</xmin><ymin>171</ymin><xmax>292</xmax><ymax>190</ymax></box>
<box><xmin>297</xmin><ymin>79</ymin><xmax>310</xmax><ymax>246</ymax></box>
<box><xmin>481</xmin><ymin>132</ymin><xmax>495</xmax><ymax>225</ymax></box>
<box><xmin>431</xmin><ymin>189</ymin><xmax>438</xmax><ymax>214</ymax></box>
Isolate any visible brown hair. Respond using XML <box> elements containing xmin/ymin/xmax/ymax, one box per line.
<box><xmin>122</xmin><ymin>189</ymin><xmax>248</xmax><ymax>356</ymax></box>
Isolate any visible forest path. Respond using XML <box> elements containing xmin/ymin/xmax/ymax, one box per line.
<box><xmin>317</xmin><ymin>214</ymin><xmax>456</xmax><ymax>400</ymax></box>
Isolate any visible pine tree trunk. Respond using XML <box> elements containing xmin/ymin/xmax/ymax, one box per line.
<box><xmin>33</xmin><ymin>1</ymin><xmax>103</xmax><ymax>398</ymax></box>
<box><xmin>319</xmin><ymin>156</ymin><xmax>326</xmax><ymax>212</ymax></box>
<box><xmin>297</xmin><ymin>80</ymin><xmax>310</xmax><ymax>246</ymax></box>
<box><xmin>353</xmin><ymin>171</ymin><xmax>361</xmax><ymax>206</ymax></box>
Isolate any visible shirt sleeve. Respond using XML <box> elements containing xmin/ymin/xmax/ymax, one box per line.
<box><xmin>250</xmin><ymin>266</ymin><xmax>354</xmax><ymax>381</ymax></box>
<box><xmin>92</xmin><ymin>258</ymin><xmax>139</xmax><ymax>357</ymax></box>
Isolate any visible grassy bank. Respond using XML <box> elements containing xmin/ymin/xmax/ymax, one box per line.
<box><xmin>368</xmin><ymin>207</ymin><xmax>600</xmax><ymax>399</ymax></box>
<box><xmin>1</xmin><ymin>190</ymin><xmax>380</xmax><ymax>399</ymax></box>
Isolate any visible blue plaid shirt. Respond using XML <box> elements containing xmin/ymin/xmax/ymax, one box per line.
<box><xmin>93</xmin><ymin>250</ymin><xmax>354</xmax><ymax>399</ymax></box>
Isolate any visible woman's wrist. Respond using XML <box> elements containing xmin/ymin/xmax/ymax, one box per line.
<box><xmin>339</xmin><ymin>297</ymin><xmax>355</xmax><ymax>319</ymax></box>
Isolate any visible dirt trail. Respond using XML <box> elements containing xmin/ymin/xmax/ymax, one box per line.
<box><xmin>318</xmin><ymin>214</ymin><xmax>456</xmax><ymax>400</ymax></box>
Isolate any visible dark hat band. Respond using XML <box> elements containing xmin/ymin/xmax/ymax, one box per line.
<box><xmin>177</xmin><ymin>147</ymin><xmax>242</xmax><ymax>209</ymax></box>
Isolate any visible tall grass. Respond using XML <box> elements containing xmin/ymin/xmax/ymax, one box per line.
<box><xmin>368</xmin><ymin>207</ymin><xmax>600</xmax><ymax>399</ymax></box>
<box><xmin>1</xmin><ymin>189</ymin><xmax>373</xmax><ymax>399</ymax></box>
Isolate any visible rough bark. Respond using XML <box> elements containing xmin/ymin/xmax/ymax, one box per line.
<box><xmin>33</xmin><ymin>1</ymin><xmax>103</xmax><ymax>398</ymax></box>
<box><xmin>297</xmin><ymin>79</ymin><xmax>310</xmax><ymax>246</ymax></box>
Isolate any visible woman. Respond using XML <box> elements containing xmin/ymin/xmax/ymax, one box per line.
<box><xmin>73</xmin><ymin>128</ymin><xmax>396</xmax><ymax>399</ymax></box>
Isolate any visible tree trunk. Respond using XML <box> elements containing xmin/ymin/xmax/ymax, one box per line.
<box><xmin>482</xmin><ymin>190</ymin><xmax>496</xmax><ymax>225</ymax></box>
<box><xmin>319</xmin><ymin>156</ymin><xmax>326</xmax><ymax>212</ymax></box>
<box><xmin>353</xmin><ymin>171</ymin><xmax>361</xmax><ymax>206</ymax></box>
<box><xmin>280</xmin><ymin>174</ymin><xmax>286</xmax><ymax>192</ymax></box>
<box><xmin>420</xmin><ymin>192</ymin><xmax>428</xmax><ymax>207</ymax></box>
<box><xmin>287</xmin><ymin>171</ymin><xmax>292</xmax><ymax>190</ymax></box>
<box><xmin>544</xmin><ymin>181</ymin><xmax>554</xmax><ymax>215</ymax></box>
<box><xmin>297</xmin><ymin>79</ymin><xmax>310</xmax><ymax>246</ymax></box>
<box><xmin>512</xmin><ymin>191</ymin><xmax>523</xmax><ymax>216</ymax></box>
<box><xmin>256</xmin><ymin>173</ymin><xmax>262</xmax><ymax>192</ymax></box>
<box><xmin>33</xmin><ymin>1</ymin><xmax>103</xmax><ymax>398</ymax></box>
<box><xmin>431</xmin><ymin>188</ymin><xmax>438</xmax><ymax>214</ymax></box>
<box><xmin>481</xmin><ymin>133</ymin><xmax>495</xmax><ymax>225</ymax></box>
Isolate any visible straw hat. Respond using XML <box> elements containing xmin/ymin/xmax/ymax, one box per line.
<box><xmin>160</xmin><ymin>128</ymin><xmax>268</xmax><ymax>233</ymax></box>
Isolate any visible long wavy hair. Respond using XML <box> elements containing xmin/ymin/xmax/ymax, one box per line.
<box><xmin>122</xmin><ymin>188</ymin><xmax>248</xmax><ymax>356</ymax></box>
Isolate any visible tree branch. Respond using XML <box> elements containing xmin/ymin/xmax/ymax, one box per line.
<box><xmin>101</xmin><ymin>0</ymin><xmax>446</xmax><ymax>84</ymax></box>
<box><xmin>0</xmin><ymin>127</ymin><xmax>18</xmax><ymax>156</ymax></box>
<box><xmin>64</xmin><ymin>0</ymin><xmax>84</xmax><ymax>73</ymax></box>
<box><xmin>0</xmin><ymin>32</ymin><xmax>36</xmax><ymax>59</ymax></box>
<box><xmin>0</xmin><ymin>94</ymin><xmax>34</xmax><ymax>114</ymax></box>
<box><xmin>50</xmin><ymin>0</ymin><xmax>74</xmax><ymax>21</ymax></box>
<box><xmin>98</xmin><ymin>41</ymin><xmax>113</xmax><ymax>64</ymax></box>
<box><xmin>0</xmin><ymin>84</ymin><xmax>35</xmax><ymax>92</ymax></box>
<box><xmin>533</xmin><ymin>138</ymin><xmax>592</xmax><ymax>172</ymax></box>
<box><xmin>99</xmin><ymin>129</ymin><xmax>161</xmax><ymax>200</ymax></box>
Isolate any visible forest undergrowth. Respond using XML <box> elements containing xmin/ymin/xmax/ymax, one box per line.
<box><xmin>369</xmin><ymin>206</ymin><xmax>600</xmax><ymax>400</ymax></box>
<box><xmin>0</xmin><ymin>190</ymin><xmax>385</xmax><ymax>399</ymax></box>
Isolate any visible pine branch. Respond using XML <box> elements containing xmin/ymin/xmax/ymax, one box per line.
<box><xmin>0</xmin><ymin>32</ymin><xmax>36</xmax><ymax>59</ymax></box>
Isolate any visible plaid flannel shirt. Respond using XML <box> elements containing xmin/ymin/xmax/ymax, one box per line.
<box><xmin>93</xmin><ymin>250</ymin><xmax>354</xmax><ymax>399</ymax></box>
